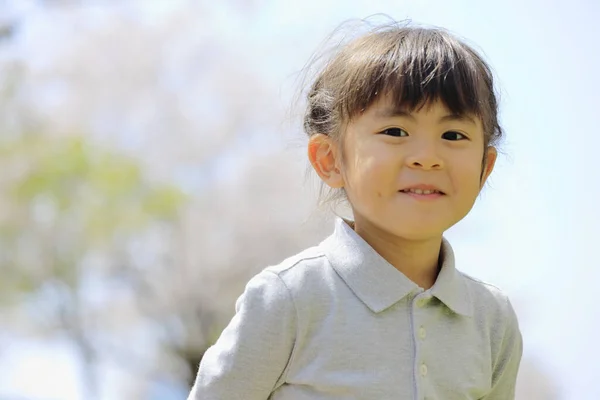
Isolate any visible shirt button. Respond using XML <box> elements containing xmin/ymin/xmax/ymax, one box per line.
<box><xmin>419</xmin><ymin>326</ymin><xmax>427</xmax><ymax>340</ymax></box>
<box><xmin>416</xmin><ymin>298</ymin><xmax>427</xmax><ymax>308</ymax></box>
<box><xmin>420</xmin><ymin>363</ymin><xmax>428</xmax><ymax>377</ymax></box>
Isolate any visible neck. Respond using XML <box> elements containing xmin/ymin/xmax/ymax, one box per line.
<box><xmin>351</xmin><ymin>217</ymin><xmax>442</xmax><ymax>290</ymax></box>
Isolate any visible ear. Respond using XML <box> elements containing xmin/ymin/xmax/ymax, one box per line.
<box><xmin>307</xmin><ymin>134</ymin><xmax>344</xmax><ymax>189</ymax></box>
<box><xmin>480</xmin><ymin>146</ymin><xmax>497</xmax><ymax>189</ymax></box>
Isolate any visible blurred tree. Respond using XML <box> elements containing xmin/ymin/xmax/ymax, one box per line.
<box><xmin>0</xmin><ymin>2</ymin><xmax>328</xmax><ymax>398</ymax></box>
<box><xmin>0</xmin><ymin>134</ymin><xmax>186</xmax><ymax>399</ymax></box>
<box><xmin>118</xmin><ymin>153</ymin><xmax>330</xmax><ymax>390</ymax></box>
<box><xmin>0</xmin><ymin>7</ymin><xmax>16</xmax><ymax>42</ymax></box>
<box><xmin>0</xmin><ymin>23</ymin><xmax>14</xmax><ymax>42</ymax></box>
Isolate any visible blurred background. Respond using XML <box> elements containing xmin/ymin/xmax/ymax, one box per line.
<box><xmin>0</xmin><ymin>0</ymin><xmax>598</xmax><ymax>399</ymax></box>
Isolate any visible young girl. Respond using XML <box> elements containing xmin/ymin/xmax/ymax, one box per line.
<box><xmin>189</xmin><ymin>21</ymin><xmax>522</xmax><ymax>400</ymax></box>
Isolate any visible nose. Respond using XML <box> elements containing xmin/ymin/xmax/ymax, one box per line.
<box><xmin>405</xmin><ymin>142</ymin><xmax>443</xmax><ymax>170</ymax></box>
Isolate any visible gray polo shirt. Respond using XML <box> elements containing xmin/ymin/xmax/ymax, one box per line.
<box><xmin>189</xmin><ymin>218</ymin><xmax>522</xmax><ymax>400</ymax></box>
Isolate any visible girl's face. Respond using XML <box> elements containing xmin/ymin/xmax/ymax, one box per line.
<box><xmin>310</xmin><ymin>96</ymin><xmax>496</xmax><ymax>240</ymax></box>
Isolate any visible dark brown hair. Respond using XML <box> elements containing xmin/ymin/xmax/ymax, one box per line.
<box><xmin>302</xmin><ymin>20</ymin><xmax>502</xmax><ymax>204</ymax></box>
<box><xmin>304</xmin><ymin>21</ymin><xmax>501</xmax><ymax>142</ymax></box>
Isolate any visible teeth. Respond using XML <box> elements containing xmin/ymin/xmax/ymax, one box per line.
<box><xmin>406</xmin><ymin>189</ymin><xmax>439</xmax><ymax>195</ymax></box>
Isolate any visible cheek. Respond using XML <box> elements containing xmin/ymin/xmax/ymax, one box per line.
<box><xmin>452</xmin><ymin>155</ymin><xmax>485</xmax><ymax>197</ymax></box>
<box><xmin>345</xmin><ymin>141</ymin><xmax>390</xmax><ymax>180</ymax></box>
<box><xmin>342</xmin><ymin>148</ymin><xmax>397</xmax><ymax>207</ymax></box>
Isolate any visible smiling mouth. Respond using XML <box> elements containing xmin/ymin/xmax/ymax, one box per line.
<box><xmin>400</xmin><ymin>188</ymin><xmax>445</xmax><ymax>195</ymax></box>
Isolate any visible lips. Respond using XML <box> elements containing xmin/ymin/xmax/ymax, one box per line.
<box><xmin>401</xmin><ymin>188</ymin><xmax>444</xmax><ymax>195</ymax></box>
<box><xmin>399</xmin><ymin>185</ymin><xmax>445</xmax><ymax>195</ymax></box>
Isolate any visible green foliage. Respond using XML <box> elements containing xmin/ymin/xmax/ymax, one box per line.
<box><xmin>0</xmin><ymin>134</ymin><xmax>187</xmax><ymax>299</ymax></box>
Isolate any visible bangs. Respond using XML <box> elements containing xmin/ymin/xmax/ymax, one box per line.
<box><xmin>337</xmin><ymin>28</ymin><xmax>495</xmax><ymax>128</ymax></box>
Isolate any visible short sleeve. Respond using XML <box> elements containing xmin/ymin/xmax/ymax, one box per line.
<box><xmin>482</xmin><ymin>297</ymin><xmax>523</xmax><ymax>399</ymax></box>
<box><xmin>187</xmin><ymin>270</ymin><xmax>296</xmax><ymax>400</ymax></box>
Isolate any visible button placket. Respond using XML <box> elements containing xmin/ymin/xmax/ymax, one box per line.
<box><xmin>414</xmin><ymin>292</ymin><xmax>431</xmax><ymax>309</ymax></box>
<box><xmin>418</xmin><ymin>326</ymin><xmax>427</xmax><ymax>340</ymax></box>
<box><xmin>412</xmin><ymin>290</ymin><xmax>431</xmax><ymax>398</ymax></box>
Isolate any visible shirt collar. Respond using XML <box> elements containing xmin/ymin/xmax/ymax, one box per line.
<box><xmin>320</xmin><ymin>218</ymin><xmax>472</xmax><ymax>316</ymax></box>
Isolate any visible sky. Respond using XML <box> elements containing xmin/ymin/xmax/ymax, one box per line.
<box><xmin>1</xmin><ymin>0</ymin><xmax>599</xmax><ymax>399</ymax></box>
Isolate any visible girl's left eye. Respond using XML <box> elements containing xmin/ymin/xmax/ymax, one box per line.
<box><xmin>380</xmin><ymin>128</ymin><xmax>408</xmax><ymax>137</ymax></box>
<box><xmin>442</xmin><ymin>131</ymin><xmax>467</xmax><ymax>141</ymax></box>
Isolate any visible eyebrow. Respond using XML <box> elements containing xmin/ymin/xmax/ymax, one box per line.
<box><xmin>376</xmin><ymin>107</ymin><xmax>477</xmax><ymax>125</ymax></box>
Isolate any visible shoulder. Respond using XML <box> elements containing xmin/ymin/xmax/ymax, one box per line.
<box><xmin>230</xmin><ymin>245</ymin><xmax>332</xmax><ymax>327</ymax></box>
<box><xmin>458</xmin><ymin>272</ymin><xmax>523</xmax><ymax>373</ymax></box>
<box><xmin>459</xmin><ymin>272</ymin><xmax>519</xmax><ymax>330</ymax></box>
<box><xmin>265</xmin><ymin>245</ymin><xmax>327</xmax><ymax>274</ymax></box>
<box><xmin>241</xmin><ymin>244</ymin><xmax>330</xmax><ymax>296</ymax></box>
<box><xmin>460</xmin><ymin>272</ymin><xmax>510</xmax><ymax>303</ymax></box>
<box><xmin>231</xmin><ymin>247</ymin><xmax>330</xmax><ymax>337</ymax></box>
<box><xmin>246</xmin><ymin>244</ymin><xmax>343</xmax><ymax>313</ymax></box>
<box><xmin>261</xmin><ymin>245</ymin><xmax>333</xmax><ymax>289</ymax></box>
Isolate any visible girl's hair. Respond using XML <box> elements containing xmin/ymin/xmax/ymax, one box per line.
<box><xmin>301</xmin><ymin>20</ymin><xmax>502</xmax><ymax>206</ymax></box>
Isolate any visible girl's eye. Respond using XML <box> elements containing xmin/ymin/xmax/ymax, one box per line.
<box><xmin>442</xmin><ymin>131</ymin><xmax>467</xmax><ymax>141</ymax></box>
<box><xmin>381</xmin><ymin>128</ymin><xmax>408</xmax><ymax>137</ymax></box>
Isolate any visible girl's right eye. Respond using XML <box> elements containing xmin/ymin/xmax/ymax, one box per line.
<box><xmin>380</xmin><ymin>128</ymin><xmax>408</xmax><ymax>137</ymax></box>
